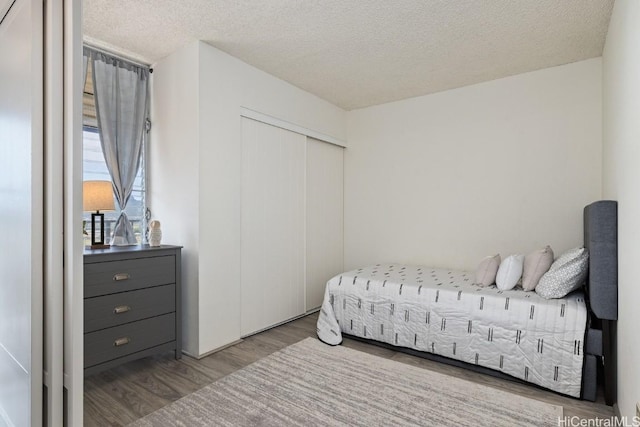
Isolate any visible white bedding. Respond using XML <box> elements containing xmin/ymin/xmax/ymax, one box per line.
<box><xmin>317</xmin><ymin>264</ymin><xmax>588</xmax><ymax>397</ymax></box>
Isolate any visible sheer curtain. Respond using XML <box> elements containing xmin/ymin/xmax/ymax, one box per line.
<box><xmin>87</xmin><ymin>47</ymin><xmax>150</xmax><ymax>245</ymax></box>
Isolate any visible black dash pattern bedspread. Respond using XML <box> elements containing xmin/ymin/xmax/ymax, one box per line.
<box><xmin>317</xmin><ymin>264</ymin><xmax>588</xmax><ymax>397</ymax></box>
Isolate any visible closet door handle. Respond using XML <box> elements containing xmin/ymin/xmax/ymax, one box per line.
<box><xmin>114</xmin><ymin>337</ymin><xmax>130</xmax><ymax>347</ymax></box>
<box><xmin>113</xmin><ymin>273</ymin><xmax>130</xmax><ymax>281</ymax></box>
<box><xmin>113</xmin><ymin>305</ymin><xmax>131</xmax><ymax>314</ymax></box>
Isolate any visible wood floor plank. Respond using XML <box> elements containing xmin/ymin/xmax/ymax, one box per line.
<box><xmin>150</xmin><ymin>356</ymin><xmax>216</xmax><ymax>394</ymax></box>
<box><xmin>85</xmin><ymin>371</ymin><xmax>160</xmax><ymax>425</ymax></box>
<box><xmin>84</xmin><ymin>312</ymin><xmax>614</xmax><ymax>426</ymax></box>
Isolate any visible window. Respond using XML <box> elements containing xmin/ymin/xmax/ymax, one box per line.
<box><xmin>83</xmin><ymin>60</ymin><xmax>146</xmax><ymax>244</ymax></box>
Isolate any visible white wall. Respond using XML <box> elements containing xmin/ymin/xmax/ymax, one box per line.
<box><xmin>151</xmin><ymin>41</ymin><xmax>346</xmax><ymax>356</ymax></box>
<box><xmin>149</xmin><ymin>42</ymin><xmax>201</xmax><ymax>355</ymax></box>
<box><xmin>345</xmin><ymin>58</ymin><xmax>602</xmax><ymax>272</ymax></box>
<box><xmin>602</xmin><ymin>0</ymin><xmax>640</xmax><ymax>419</ymax></box>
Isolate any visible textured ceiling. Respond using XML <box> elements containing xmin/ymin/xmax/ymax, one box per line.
<box><xmin>84</xmin><ymin>0</ymin><xmax>614</xmax><ymax>110</ymax></box>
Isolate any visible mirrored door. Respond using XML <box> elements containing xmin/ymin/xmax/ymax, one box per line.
<box><xmin>0</xmin><ymin>0</ymin><xmax>44</xmax><ymax>425</ymax></box>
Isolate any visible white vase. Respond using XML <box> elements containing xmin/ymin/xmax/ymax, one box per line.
<box><xmin>149</xmin><ymin>228</ymin><xmax>162</xmax><ymax>247</ymax></box>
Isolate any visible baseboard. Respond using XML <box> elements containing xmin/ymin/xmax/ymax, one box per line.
<box><xmin>241</xmin><ymin>311</ymin><xmax>318</xmax><ymax>339</ymax></box>
<box><xmin>184</xmin><ymin>310</ymin><xmax>319</xmax><ymax>360</ymax></box>
<box><xmin>182</xmin><ymin>339</ymin><xmax>245</xmax><ymax>360</ymax></box>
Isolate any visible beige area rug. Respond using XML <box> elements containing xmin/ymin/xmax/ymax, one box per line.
<box><xmin>130</xmin><ymin>338</ymin><xmax>562</xmax><ymax>426</ymax></box>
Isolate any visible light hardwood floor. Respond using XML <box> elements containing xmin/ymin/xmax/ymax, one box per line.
<box><xmin>84</xmin><ymin>312</ymin><xmax>614</xmax><ymax>426</ymax></box>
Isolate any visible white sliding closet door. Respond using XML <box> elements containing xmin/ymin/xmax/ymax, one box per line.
<box><xmin>241</xmin><ymin>118</ymin><xmax>305</xmax><ymax>336</ymax></box>
<box><xmin>0</xmin><ymin>0</ymin><xmax>43</xmax><ymax>425</ymax></box>
<box><xmin>306</xmin><ymin>138</ymin><xmax>344</xmax><ymax>311</ymax></box>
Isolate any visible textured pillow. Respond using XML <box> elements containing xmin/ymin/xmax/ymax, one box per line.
<box><xmin>475</xmin><ymin>254</ymin><xmax>501</xmax><ymax>286</ymax></box>
<box><xmin>536</xmin><ymin>247</ymin><xmax>589</xmax><ymax>299</ymax></box>
<box><xmin>496</xmin><ymin>254</ymin><xmax>524</xmax><ymax>291</ymax></box>
<box><xmin>522</xmin><ymin>246</ymin><xmax>554</xmax><ymax>291</ymax></box>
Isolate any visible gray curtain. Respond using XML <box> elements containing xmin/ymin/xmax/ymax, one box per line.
<box><xmin>82</xmin><ymin>47</ymin><xmax>88</xmax><ymax>86</ymax></box>
<box><xmin>89</xmin><ymin>48</ymin><xmax>150</xmax><ymax>245</ymax></box>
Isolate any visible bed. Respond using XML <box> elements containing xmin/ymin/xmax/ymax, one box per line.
<box><xmin>317</xmin><ymin>201</ymin><xmax>618</xmax><ymax>402</ymax></box>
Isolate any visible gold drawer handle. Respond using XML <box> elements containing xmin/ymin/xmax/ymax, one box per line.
<box><xmin>114</xmin><ymin>337</ymin><xmax>130</xmax><ymax>347</ymax></box>
<box><xmin>113</xmin><ymin>273</ymin><xmax>130</xmax><ymax>281</ymax></box>
<box><xmin>113</xmin><ymin>305</ymin><xmax>131</xmax><ymax>314</ymax></box>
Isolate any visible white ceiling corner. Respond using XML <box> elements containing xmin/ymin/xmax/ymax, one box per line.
<box><xmin>83</xmin><ymin>0</ymin><xmax>614</xmax><ymax>110</ymax></box>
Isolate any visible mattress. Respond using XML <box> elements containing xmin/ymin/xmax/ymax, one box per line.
<box><xmin>317</xmin><ymin>264</ymin><xmax>588</xmax><ymax>397</ymax></box>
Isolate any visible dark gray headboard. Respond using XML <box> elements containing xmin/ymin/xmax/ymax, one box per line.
<box><xmin>583</xmin><ymin>200</ymin><xmax>618</xmax><ymax>320</ymax></box>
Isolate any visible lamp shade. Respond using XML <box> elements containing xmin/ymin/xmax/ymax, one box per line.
<box><xmin>83</xmin><ymin>180</ymin><xmax>115</xmax><ymax>212</ymax></box>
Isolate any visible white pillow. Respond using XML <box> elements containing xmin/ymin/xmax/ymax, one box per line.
<box><xmin>496</xmin><ymin>254</ymin><xmax>524</xmax><ymax>291</ymax></box>
<box><xmin>475</xmin><ymin>254</ymin><xmax>501</xmax><ymax>286</ymax></box>
<box><xmin>522</xmin><ymin>246</ymin><xmax>554</xmax><ymax>291</ymax></box>
<box><xmin>536</xmin><ymin>247</ymin><xmax>589</xmax><ymax>299</ymax></box>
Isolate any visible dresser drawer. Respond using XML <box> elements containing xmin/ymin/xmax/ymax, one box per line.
<box><xmin>84</xmin><ymin>313</ymin><xmax>176</xmax><ymax>368</ymax></box>
<box><xmin>84</xmin><ymin>284</ymin><xmax>175</xmax><ymax>333</ymax></box>
<box><xmin>84</xmin><ymin>255</ymin><xmax>175</xmax><ymax>297</ymax></box>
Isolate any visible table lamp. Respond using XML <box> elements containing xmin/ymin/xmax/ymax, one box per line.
<box><xmin>83</xmin><ymin>180</ymin><xmax>115</xmax><ymax>249</ymax></box>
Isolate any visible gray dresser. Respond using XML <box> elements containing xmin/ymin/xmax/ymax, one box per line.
<box><xmin>83</xmin><ymin>245</ymin><xmax>182</xmax><ymax>376</ymax></box>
